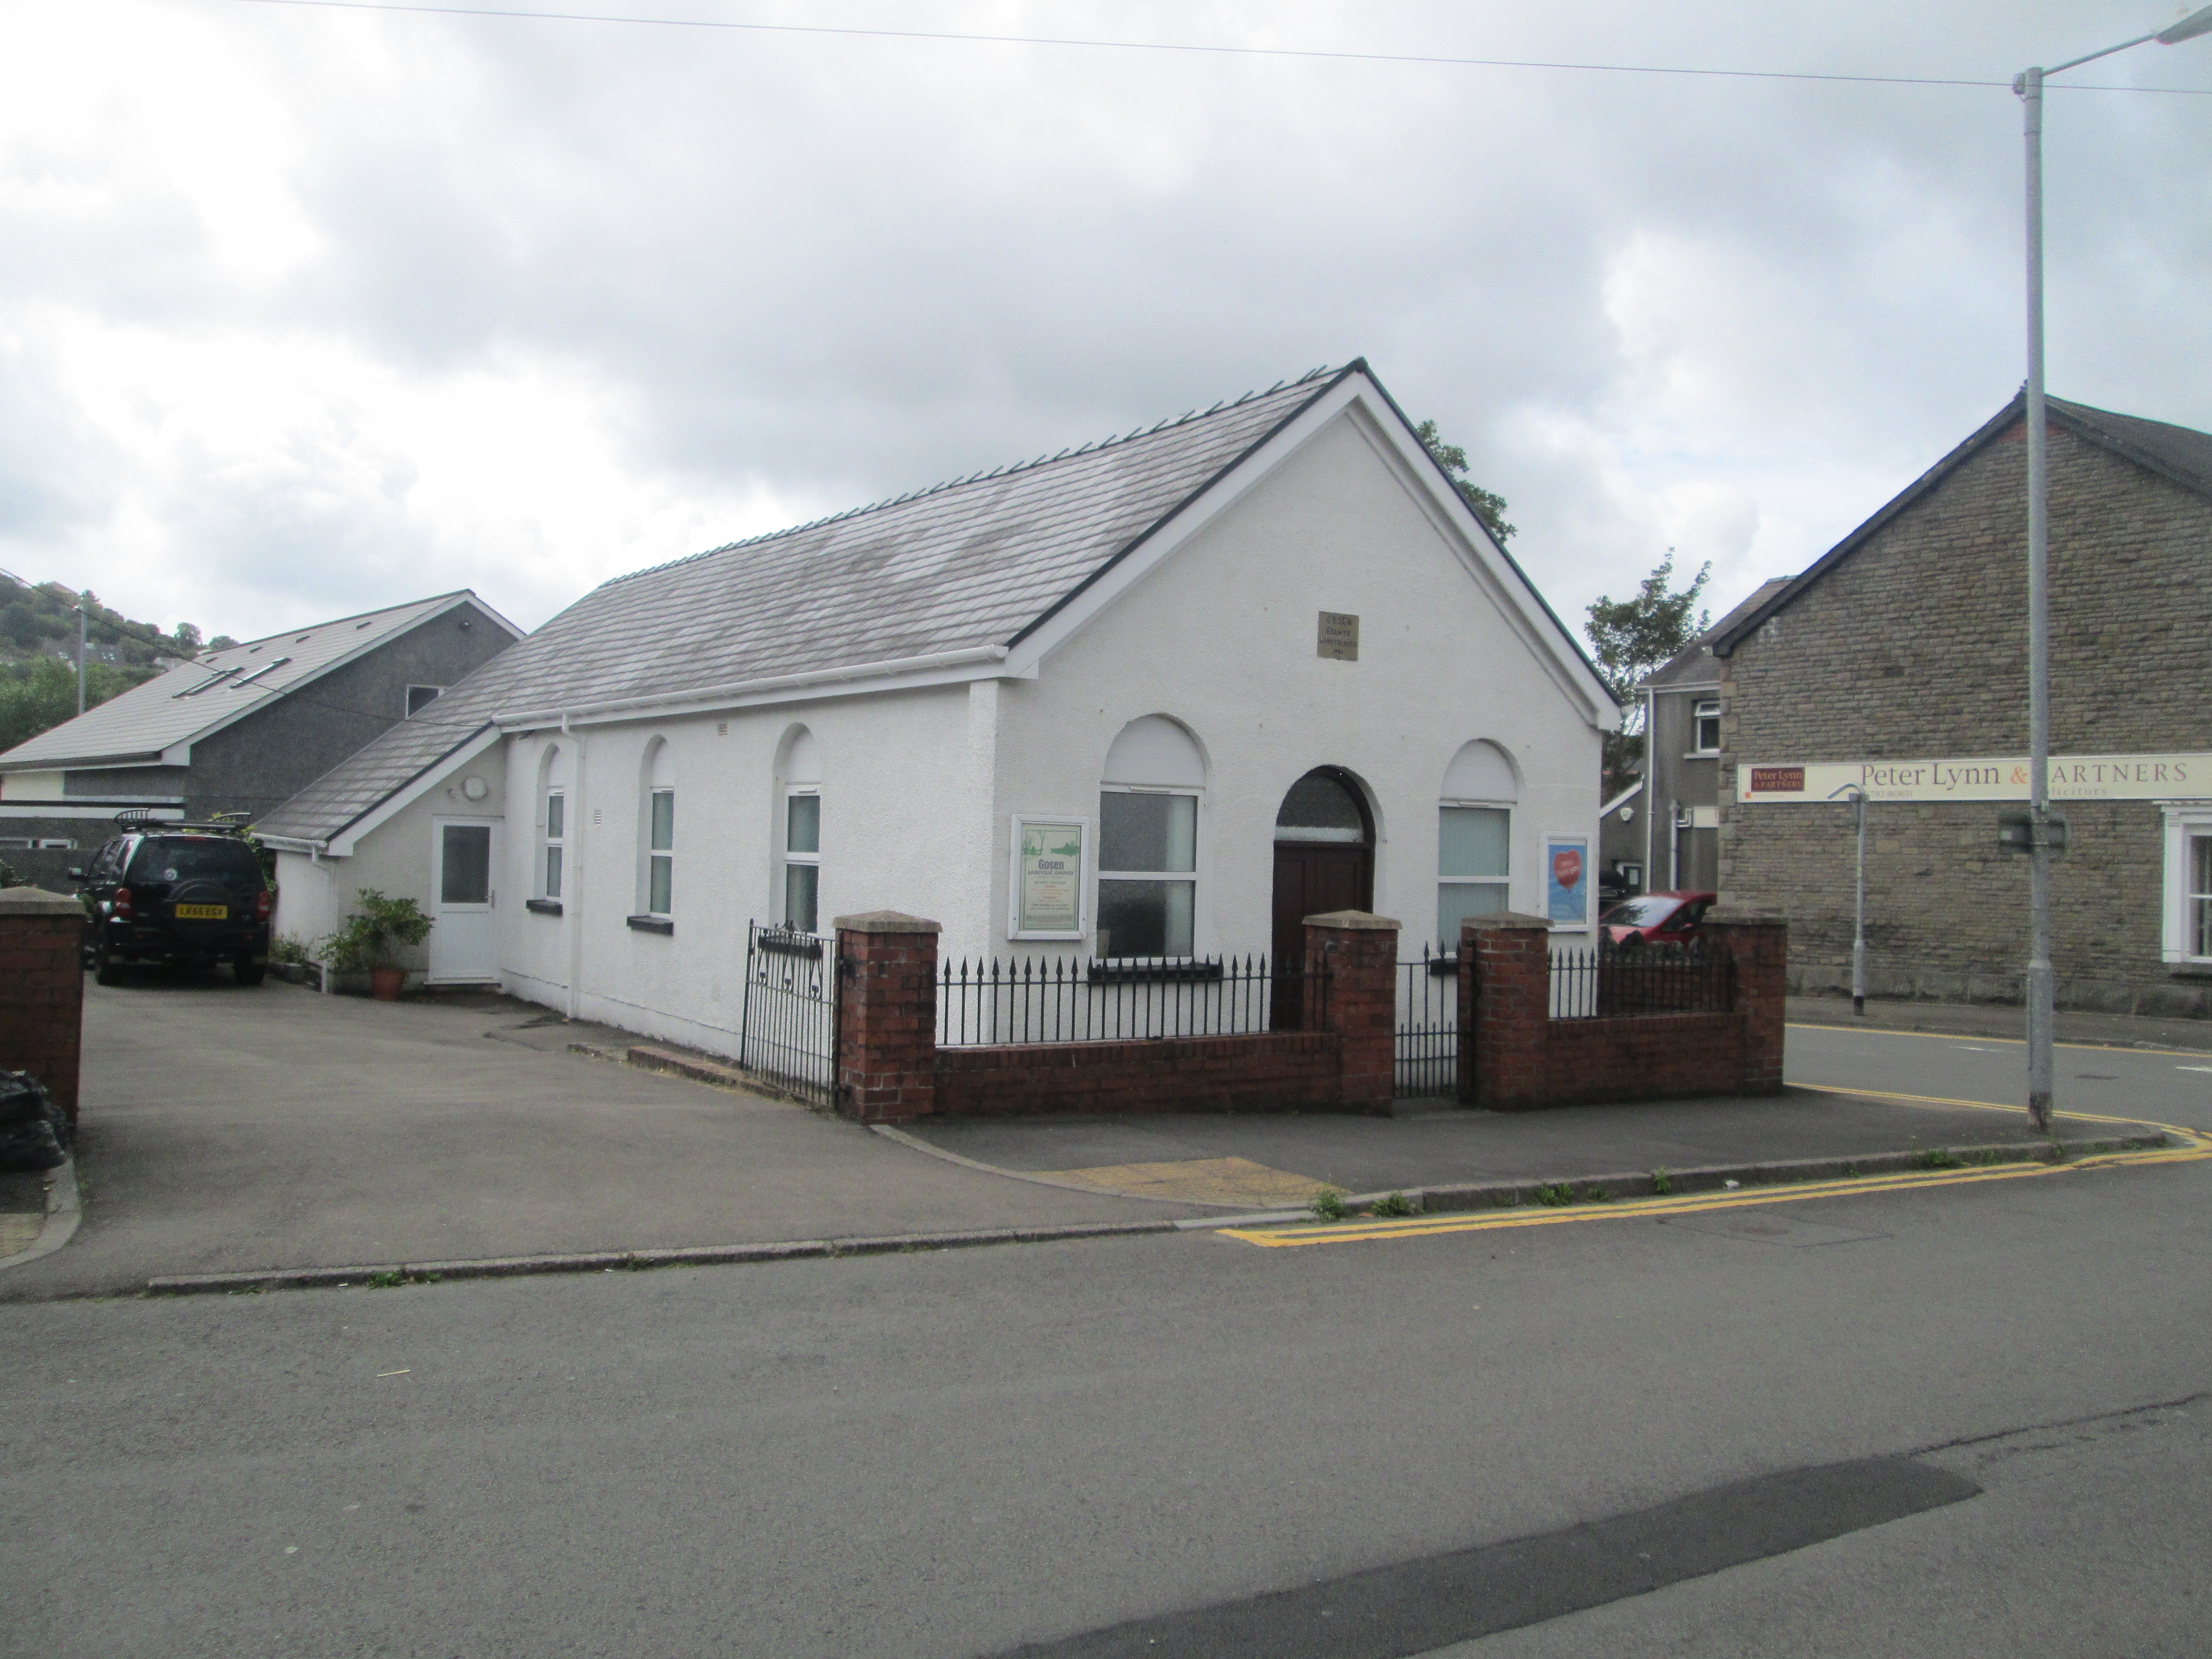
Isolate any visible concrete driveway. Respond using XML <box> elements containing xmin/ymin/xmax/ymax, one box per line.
<box><xmin>4</xmin><ymin>977</ymin><xmax>1206</xmax><ymax>1299</ymax></box>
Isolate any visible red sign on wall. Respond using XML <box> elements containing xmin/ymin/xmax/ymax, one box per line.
<box><xmin>1748</xmin><ymin>766</ymin><xmax>1806</xmax><ymax>794</ymax></box>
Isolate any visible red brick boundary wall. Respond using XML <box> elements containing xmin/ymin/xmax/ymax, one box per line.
<box><xmin>834</xmin><ymin>910</ymin><xmax>1401</xmax><ymax>1122</ymax></box>
<box><xmin>1459</xmin><ymin>909</ymin><xmax>1787</xmax><ymax>1111</ymax></box>
<box><xmin>0</xmin><ymin>886</ymin><xmax>86</xmax><ymax>1129</ymax></box>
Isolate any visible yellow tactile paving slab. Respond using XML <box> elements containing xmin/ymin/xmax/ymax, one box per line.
<box><xmin>1221</xmin><ymin>1089</ymin><xmax>2212</xmax><ymax>1250</ymax></box>
<box><xmin>1031</xmin><ymin>1156</ymin><xmax>1328</xmax><ymax>1208</ymax></box>
<box><xmin>0</xmin><ymin>1212</ymin><xmax>43</xmax><ymax>1256</ymax></box>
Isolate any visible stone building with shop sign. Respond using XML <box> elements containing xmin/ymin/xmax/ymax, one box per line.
<box><xmin>1712</xmin><ymin>392</ymin><xmax>2212</xmax><ymax>1016</ymax></box>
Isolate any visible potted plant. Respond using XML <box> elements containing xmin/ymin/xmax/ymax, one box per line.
<box><xmin>322</xmin><ymin>890</ymin><xmax>434</xmax><ymax>1000</ymax></box>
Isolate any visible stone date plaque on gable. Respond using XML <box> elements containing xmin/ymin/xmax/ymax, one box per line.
<box><xmin>1317</xmin><ymin>611</ymin><xmax>1360</xmax><ymax>661</ymax></box>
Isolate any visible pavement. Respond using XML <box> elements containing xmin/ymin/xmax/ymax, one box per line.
<box><xmin>3</xmin><ymin>974</ymin><xmax>2206</xmax><ymax>1299</ymax></box>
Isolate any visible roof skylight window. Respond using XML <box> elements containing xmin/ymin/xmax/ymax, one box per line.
<box><xmin>231</xmin><ymin>657</ymin><xmax>291</xmax><ymax>688</ymax></box>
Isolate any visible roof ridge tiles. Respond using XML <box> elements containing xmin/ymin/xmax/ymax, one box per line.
<box><xmin>597</xmin><ymin>368</ymin><xmax>1339</xmax><ymax>588</ymax></box>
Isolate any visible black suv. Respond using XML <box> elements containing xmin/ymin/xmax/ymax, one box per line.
<box><xmin>74</xmin><ymin>821</ymin><xmax>273</xmax><ymax>986</ymax></box>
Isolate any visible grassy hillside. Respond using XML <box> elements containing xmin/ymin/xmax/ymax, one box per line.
<box><xmin>0</xmin><ymin>574</ymin><xmax>234</xmax><ymax>755</ymax></box>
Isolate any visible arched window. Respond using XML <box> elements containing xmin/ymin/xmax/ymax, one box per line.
<box><xmin>640</xmin><ymin>738</ymin><xmax>675</xmax><ymax>918</ymax></box>
<box><xmin>778</xmin><ymin>727</ymin><xmax>822</xmax><ymax>933</ymax></box>
<box><xmin>1097</xmin><ymin>715</ymin><xmax>1206</xmax><ymax>959</ymax></box>
<box><xmin>536</xmin><ymin>744</ymin><xmax>567</xmax><ymax>902</ymax></box>
<box><xmin>1439</xmin><ymin>740</ymin><xmax>1518</xmax><ymax>947</ymax></box>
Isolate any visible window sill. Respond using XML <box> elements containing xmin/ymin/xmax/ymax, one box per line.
<box><xmin>626</xmin><ymin>914</ymin><xmax>673</xmax><ymax>936</ymax></box>
<box><xmin>1087</xmin><ymin>960</ymin><xmax>1223</xmax><ymax>985</ymax></box>
<box><xmin>525</xmin><ymin>898</ymin><xmax>563</xmax><ymax>916</ymax></box>
<box><xmin>2166</xmin><ymin>963</ymin><xmax>2212</xmax><ymax>979</ymax></box>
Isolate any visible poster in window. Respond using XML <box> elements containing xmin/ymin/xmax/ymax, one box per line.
<box><xmin>1011</xmin><ymin>816</ymin><xmax>1087</xmax><ymax>939</ymax></box>
<box><xmin>1545</xmin><ymin>835</ymin><xmax>1589</xmax><ymax>927</ymax></box>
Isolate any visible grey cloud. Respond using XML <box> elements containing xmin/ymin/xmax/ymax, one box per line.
<box><xmin>4</xmin><ymin>0</ymin><xmax>2207</xmax><ymax>636</ymax></box>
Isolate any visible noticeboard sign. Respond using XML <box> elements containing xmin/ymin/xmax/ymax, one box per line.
<box><xmin>1545</xmin><ymin>834</ymin><xmax>1589</xmax><ymax>928</ymax></box>
<box><xmin>1010</xmin><ymin>815</ymin><xmax>1088</xmax><ymax>940</ymax></box>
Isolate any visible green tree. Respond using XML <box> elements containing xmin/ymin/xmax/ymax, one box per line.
<box><xmin>1414</xmin><ymin>420</ymin><xmax>1516</xmax><ymax>543</ymax></box>
<box><xmin>1585</xmin><ymin>553</ymin><xmax>1711</xmax><ymax>797</ymax></box>
<box><xmin>0</xmin><ymin>657</ymin><xmax>159</xmax><ymax>753</ymax></box>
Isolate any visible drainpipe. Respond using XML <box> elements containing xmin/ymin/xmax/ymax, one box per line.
<box><xmin>564</xmin><ymin>716</ymin><xmax>587</xmax><ymax>1021</ymax></box>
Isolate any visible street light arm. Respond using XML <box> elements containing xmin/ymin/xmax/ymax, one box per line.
<box><xmin>2033</xmin><ymin>6</ymin><xmax>2212</xmax><ymax>80</ymax></box>
<box><xmin>2041</xmin><ymin>31</ymin><xmax>2161</xmax><ymax>78</ymax></box>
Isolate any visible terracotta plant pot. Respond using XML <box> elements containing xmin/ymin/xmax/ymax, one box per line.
<box><xmin>370</xmin><ymin>965</ymin><xmax>405</xmax><ymax>1001</ymax></box>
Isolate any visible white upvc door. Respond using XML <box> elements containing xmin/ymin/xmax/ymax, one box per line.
<box><xmin>428</xmin><ymin>818</ymin><xmax>499</xmax><ymax>983</ymax></box>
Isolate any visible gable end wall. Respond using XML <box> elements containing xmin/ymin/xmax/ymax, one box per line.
<box><xmin>1719</xmin><ymin>422</ymin><xmax>2212</xmax><ymax>1014</ymax></box>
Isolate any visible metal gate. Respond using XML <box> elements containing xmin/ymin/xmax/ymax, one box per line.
<box><xmin>738</xmin><ymin>922</ymin><xmax>838</xmax><ymax>1105</ymax></box>
<box><xmin>1395</xmin><ymin>946</ymin><xmax>1461</xmax><ymax>1099</ymax></box>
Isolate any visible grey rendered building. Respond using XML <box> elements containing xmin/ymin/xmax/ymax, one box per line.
<box><xmin>1634</xmin><ymin>579</ymin><xmax>1787</xmax><ymax>894</ymax></box>
<box><xmin>0</xmin><ymin>591</ymin><xmax>521</xmax><ymax>890</ymax></box>
<box><xmin>1712</xmin><ymin>393</ymin><xmax>2212</xmax><ymax>1016</ymax></box>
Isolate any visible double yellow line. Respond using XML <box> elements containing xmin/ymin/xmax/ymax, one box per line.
<box><xmin>1222</xmin><ymin>1088</ymin><xmax>2212</xmax><ymax>1250</ymax></box>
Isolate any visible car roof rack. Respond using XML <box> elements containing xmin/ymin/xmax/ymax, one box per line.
<box><xmin>112</xmin><ymin>809</ymin><xmax>254</xmax><ymax>836</ymax></box>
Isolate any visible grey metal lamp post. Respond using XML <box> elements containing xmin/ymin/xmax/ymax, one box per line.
<box><xmin>2012</xmin><ymin>6</ymin><xmax>2212</xmax><ymax>1134</ymax></box>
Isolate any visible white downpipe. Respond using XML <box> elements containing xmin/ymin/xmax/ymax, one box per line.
<box><xmin>564</xmin><ymin>715</ymin><xmax>587</xmax><ymax>1021</ymax></box>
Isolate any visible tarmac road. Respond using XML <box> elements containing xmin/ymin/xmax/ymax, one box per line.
<box><xmin>1783</xmin><ymin>1013</ymin><xmax>2212</xmax><ymax>1130</ymax></box>
<box><xmin>6</xmin><ymin>1103</ymin><xmax>2209</xmax><ymax>1657</ymax></box>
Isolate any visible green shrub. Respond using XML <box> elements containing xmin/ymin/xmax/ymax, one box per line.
<box><xmin>269</xmin><ymin>933</ymin><xmax>313</xmax><ymax>966</ymax></box>
<box><xmin>1309</xmin><ymin>1187</ymin><xmax>1348</xmax><ymax>1222</ymax></box>
<box><xmin>322</xmin><ymin>890</ymin><xmax>433</xmax><ymax>972</ymax></box>
<box><xmin>1370</xmin><ymin>1191</ymin><xmax>1415</xmax><ymax>1218</ymax></box>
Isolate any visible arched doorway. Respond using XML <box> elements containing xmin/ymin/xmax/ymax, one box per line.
<box><xmin>1271</xmin><ymin>768</ymin><xmax>1374</xmax><ymax>1028</ymax></box>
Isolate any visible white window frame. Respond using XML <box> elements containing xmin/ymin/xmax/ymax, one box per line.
<box><xmin>645</xmin><ymin>787</ymin><xmax>674</xmax><ymax>917</ymax></box>
<box><xmin>2159</xmin><ymin>803</ymin><xmax>2212</xmax><ymax>966</ymax></box>
<box><xmin>1094</xmin><ymin>786</ymin><xmax>1199</xmax><ymax>961</ymax></box>
<box><xmin>542</xmin><ymin>788</ymin><xmax>565</xmax><ymax>900</ymax></box>
<box><xmin>781</xmin><ymin>786</ymin><xmax>821</xmax><ymax>933</ymax></box>
<box><xmin>1438</xmin><ymin>800</ymin><xmax>1513</xmax><ymax>948</ymax></box>
<box><xmin>1691</xmin><ymin>698</ymin><xmax>1722</xmax><ymax>757</ymax></box>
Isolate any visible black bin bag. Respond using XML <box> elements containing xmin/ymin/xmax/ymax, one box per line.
<box><xmin>0</xmin><ymin>1070</ymin><xmax>69</xmax><ymax>1173</ymax></box>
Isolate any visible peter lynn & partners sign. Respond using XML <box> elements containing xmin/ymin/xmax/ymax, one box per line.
<box><xmin>1738</xmin><ymin>753</ymin><xmax>2212</xmax><ymax>804</ymax></box>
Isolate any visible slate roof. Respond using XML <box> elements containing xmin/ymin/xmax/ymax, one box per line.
<box><xmin>1637</xmin><ymin>578</ymin><xmax>1792</xmax><ymax>692</ymax></box>
<box><xmin>261</xmin><ymin>370</ymin><xmax>1377</xmax><ymax>844</ymax></box>
<box><xmin>1712</xmin><ymin>393</ymin><xmax>2212</xmax><ymax>658</ymax></box>
<box><xmin>262</xmin><ymin>362</ymin><xmax>1611</xmax><ymax>848</ymax></box>
<box><xmin>0</xmin><ymin>592</ymin><xmax>507</xmax><ymax>772</ymax></box>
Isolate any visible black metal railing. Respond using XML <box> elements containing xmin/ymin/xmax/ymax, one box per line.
<box><xmin>938</xmin><ymin>954</ymin><xmax>1325</xmax><ymax>1047</ymax></box>
<box><xmin>1395</xmin><ymin>945</ymin><xmax>1460</xmax><ymax>1097</ymax></box>
<box><xmin>1550</xmin><ymin>943</ymin><xmax>1734</xmax><ymax>1021</ymax></box>
<box><xmin>737</xmin><ymin>922</ymin><xmax>837</xmax><ymax>1104</ymax></box>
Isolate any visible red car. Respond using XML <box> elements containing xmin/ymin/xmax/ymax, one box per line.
<box><xmin>1598</xmin><ymin>890</ymin><xmax>1716</xmax><ymax>949</ymax></box>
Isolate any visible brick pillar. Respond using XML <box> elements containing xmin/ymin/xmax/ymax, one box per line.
<box><xmin>1705</xmin><ymin>911</ymin><xmax>1788</xmax><ymax>1095</ymax></box>
<box><xmin>1303</xmin><ymin>911</ymin><xmax>1399</xmax><ymax>1115</ymax></box>
<box><xmin>833</xmin><ymin>911</ymin><xmax>941</xmax><ymax>1123</ymax></box>
<box><xmin>1464</xmin><ymin>911</ymin><xmax>1555</xmax><ymax>1112</ymax></box>
<box><xmin>0</xmin><ymin>886</ymin><xmax>87</xmax><ymax>1130</ymax></box>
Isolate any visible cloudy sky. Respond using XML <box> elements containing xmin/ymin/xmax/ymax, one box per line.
<box><xmin>3</xmin><ymin>0</ymin><xmax>2208</xmax><ymax>646</ymax></box>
